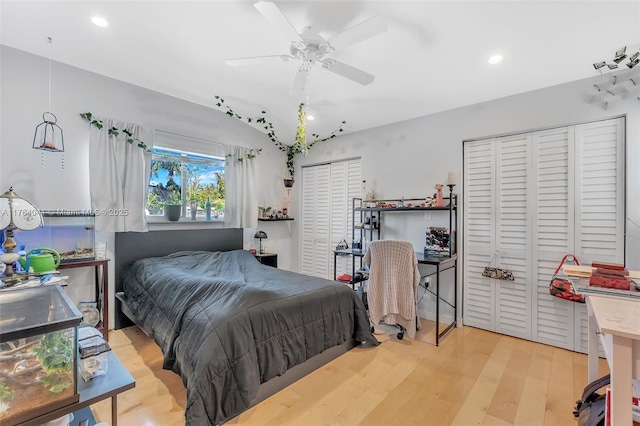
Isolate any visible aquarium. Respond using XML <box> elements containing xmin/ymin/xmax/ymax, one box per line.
<box><xmin>0</xmin><ymin>285</ymin><xmax>82</xmax><ymax>425</ymax></box>
<box><xmin>13</xmin><ymin>211</ymin><xmax>95</xmax><ymax>264</ymax></box>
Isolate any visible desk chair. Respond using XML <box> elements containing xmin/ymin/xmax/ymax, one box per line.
<box><xmin>363</xmin><ymin>240</ymin><xmax>421</xmax><ymax>339</ymax></box>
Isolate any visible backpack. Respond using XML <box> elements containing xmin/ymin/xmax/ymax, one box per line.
<box><xmin>573</xmin><ymin>374</ymin><xmax>610</xmax><ymax>426</ymax></box>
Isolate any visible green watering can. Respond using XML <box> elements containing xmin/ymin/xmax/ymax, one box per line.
<box><xmin>18</xmin><ymin>248</ymin><xmax>61</xmax><ymax>274</ymax></box>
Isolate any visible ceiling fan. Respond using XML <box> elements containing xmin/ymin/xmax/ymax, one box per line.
<box><xmin>226</xmin><ymin>1</ymin><xmax>387</xmax><ymax>94</ymax></box>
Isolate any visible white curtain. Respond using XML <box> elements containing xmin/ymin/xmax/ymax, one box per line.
<box><xmin>224</xmin><ymin>145</ymin><xmax>257</xmax><ymax>228</ymax></box>
<box><xmin>89</xmin><ymin>118</ymin><xmax>152</xmax><ymax>232</ymax></box>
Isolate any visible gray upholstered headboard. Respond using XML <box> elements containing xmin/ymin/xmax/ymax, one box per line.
<box><xmin>114</xmin><ymin>228</ymin><xmax>243</xmax><ymax>329</ymax></box>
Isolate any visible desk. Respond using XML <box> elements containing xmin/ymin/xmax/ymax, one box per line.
<box><xmin>416</xmin><ymin>253</ymin><xmax>458</xmax><ymax>346</ymax></box>
<box><xmin>21</xmin><ymin>351</ymin><xmax>135</xmax><ymax>426</ymax></box>
<box><xmin>333</xmin><ymin>249</ymin><xmax>457</xmax><ymax>346</ymax></box>
<box><xmin>58</xmin><ymin>259</ymin><xmax>110</xmax><ymax>340</ymax></box>
<box><xmin>586</xmin><ymin>295</ymin><xmax>640</xmax><ymax>425</ymax></box>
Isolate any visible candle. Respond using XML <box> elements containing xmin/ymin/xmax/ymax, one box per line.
<box><xmin>448</xmin><ymin>171</ymin><xmax>457</xmax><ymax>186</ymax></box>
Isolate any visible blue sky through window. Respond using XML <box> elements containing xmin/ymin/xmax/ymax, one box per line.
<box><xmin>150</xmin><ymin>149</ymin><xmax>225</xmax><ymax>188</ymax></box>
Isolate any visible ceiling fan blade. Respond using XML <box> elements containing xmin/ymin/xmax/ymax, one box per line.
<box><xmin>254</xmin><ymin>1</ymin><xmax>302</xmax><ymax>43</ymax></box>
<box><xmin>290</xmin><ymin>68</ymin><xmax>310</xmax><ymax>94</ymax></box>
<box><xmin>226</xmin><ymin>55</ymin><xmax>293</xmax><ymax>66</ymax></box>
<box><xmin>321</xmin><ymin>59</ymin><xmax>375</xmax><ymax>85</ymax></box>
<box><xmin>327</xmin><ymin>16</ymin><xmax>387</xmax><ymax>51</ymax></box>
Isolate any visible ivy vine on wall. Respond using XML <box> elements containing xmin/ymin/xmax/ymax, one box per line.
<box><xmin>79</xmin><ymin>112</ymin><xmax>260</xmax><ymax>163</ymax></box>
<box><xmin>79</xmin><ymin>112</ymin><xmax>152</xmax><ymax>151</ymax></box>
<box><xmin>213</xmin><ymin>96</ymin><xmax>346</xmax><ymax>180</ymax></box>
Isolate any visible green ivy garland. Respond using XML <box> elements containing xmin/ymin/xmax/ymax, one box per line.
<box><xmin>214</xmin><ymin>96</ymin><xmax>345</xmax><ymax>179</ymax></box>
<box><xmin>80</xmin><ymin>112</ymin><xmax>260</xmax><ymax>163</ymax></box>
<box><xmin>79</xmin><ymin>112</ymin><xmax>152</xmax><ymax>152</ymax></box>
<box><xmin>225</xmin><ymin>148</ymin><xmax>263</xmax><ymax>164</ymax></box>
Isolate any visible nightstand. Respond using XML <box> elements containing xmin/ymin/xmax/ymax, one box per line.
<box><xmin>254</xmin><ymin>253</ymin><xmax>277</xmax><ymax>268</ymax></box>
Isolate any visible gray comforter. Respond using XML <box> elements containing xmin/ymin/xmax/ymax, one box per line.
<box><xmin>122</xmin><ymin>249</ymin><xmax>378</xmax><ymax>425</ymax></box>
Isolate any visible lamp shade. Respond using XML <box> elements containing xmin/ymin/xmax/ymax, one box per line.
<box><xmin>254</xmin><ymin>230</ymin><xmax>268</xmax><ymax>239</ymax></box>
<box><xmin>0</xmin><ymin>187</ymin><xmax>43</xmax><ymax>231</ymax></box>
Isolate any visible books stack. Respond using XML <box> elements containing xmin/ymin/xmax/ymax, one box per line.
<box><xmin>589</xmin><ymin>262</ymin><xmax>631</xmax><ymax>291</ymax></box>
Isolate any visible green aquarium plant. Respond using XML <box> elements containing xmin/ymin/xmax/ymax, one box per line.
<box><xmin>32</xmin><ymin>330</ymin><xmax>74</xmax><ymax>394</ymax></box>
<box><xmin>0</xmin><ymin>382</ymin><xmax>14</xmax><ymax>413</ymax></box>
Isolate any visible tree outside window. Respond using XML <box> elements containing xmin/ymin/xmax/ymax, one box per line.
<box><xmin>147</xmin><ymin>148</ymin><xmax>225</xmax><ymax>219</ymax></box>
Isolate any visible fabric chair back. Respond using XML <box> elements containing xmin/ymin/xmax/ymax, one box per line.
<box><xmin>363</xmin><ymin>240</ymin><xmax>421</xmax><ymax>338</ymax></box>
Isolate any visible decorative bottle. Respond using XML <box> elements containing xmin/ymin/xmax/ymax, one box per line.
<box><xmin>205</xmin><ymin>198</ymin><xmax>212</xmax><ymax>221</ymax></box>
<box><xmin>436</xmin><ymin>186</ymin><xmax>444</xmax><ymax>207</ymax></box>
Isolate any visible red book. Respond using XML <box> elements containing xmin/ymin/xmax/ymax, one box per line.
<box><xmin>589</xmin><ymin>274</ymin><xmax>631</xmax><ymax>290</ymax></box>
<box><xmin>594</xmin><ymin>267</ymin><xmax>629</xmax><ymax>277</ymax></box>
<box><xmin>592</xmin><ymin>262</ymin><xmax>625</xmax><ymax>271</ymax></box>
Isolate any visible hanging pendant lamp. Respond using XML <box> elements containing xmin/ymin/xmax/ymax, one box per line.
<box><xmin>33</xmin><ymin>37</ymin><xmax>65</xmax><ymax>168</ymax></box>
<box><xmin>33</xmin><ymin>112</ymin><xmax>64</xmax><ymax>152</ymax></box>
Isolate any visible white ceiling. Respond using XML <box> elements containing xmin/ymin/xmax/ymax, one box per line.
<box><xmin>2</xmin><ymin>1</ymin><xmax>639</xmax><ymax>143</ymax></box>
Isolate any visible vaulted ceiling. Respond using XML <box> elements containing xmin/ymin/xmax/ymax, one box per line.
<box><xmin>2</xmin><ymin>1</ymin><xmax>639</xmax><ymax>142</ymax></box>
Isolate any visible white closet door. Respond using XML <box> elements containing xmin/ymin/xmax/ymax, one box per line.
<box><xmin>494</xmin><ymin>134</ymin><xmax>532</xmax><ymax>340</ymax></box>
<box><xmin>301</xmin><ymin>159</ymin><xmax>361</xmax><ymax>280</ymax></box>
<box><xmin>300</xmin><ymin>164</ymin><xmax>331</xmax><ymax>278</ymax></box>
<box><xmin>573</xmin><ymin>117</ymin><xmax>625</xmax><ymax>352</ymax></box>
<box><xmin>463</xmin><ymin>139</ymin><xmax>496</xmax><ymax>330</ymax></box>
<box><xmin>532</xmin><ymin>126</ymin><xmax>576</xmax><ymax>349</ymax></box>
<box><xmin>331</xmin><ymin>159</ymin><xmax>361</xmax><ymax>278</ymax></box>
<box><xmin>574</xmin><ymin>118</ymin><xmax>625</xmax><ymax>264</ymax></box>
<box><xmin>464</xmin><ymin>118</ymin><xmax>625</xmax><ymax>352</ymax></box>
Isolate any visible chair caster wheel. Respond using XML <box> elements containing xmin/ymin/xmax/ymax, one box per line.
<box><xmin>397</xmin><ymin>332</ymin><xmax>404</xmax><ymax>340</ymax></box>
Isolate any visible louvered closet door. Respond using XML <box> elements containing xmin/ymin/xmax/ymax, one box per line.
<box><xmin>300</xmin><ymin>164</ymin><xmax>331</xmax><ymax>278</ymax></box>
<box><xmin>464</xmin><ymin>117</ymin><xmax>625</xmax><ymax>352</ymax></box>
<box><xmin>494</xmin><ymin>134</ymin><xmax>532</xmax><ymax>339</ymax></box>
<box><xmin>573</xmin><ymin>117</ymin><xmax>625</xmax><ymax>352</ymax></box>
<box><xmin>532</xmin><ymin>127</ymin><xmax>576</xmax><ymax>349</ymax></box>
<box><xmin>463</xmin><ymin>139</ymin><xmax>496</xmax><ymax>330</ymax></box>
<box><xmin>331</xmin><ymin>160</ymin><xmax>361</xmax><ymax>278</ymax></box>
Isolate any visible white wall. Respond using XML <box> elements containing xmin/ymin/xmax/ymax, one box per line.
<box><xmin>0</xmin><ymin>45</ymin><xmax>297</xmax><ymax>329</ymax></box>
<box><xmin>4</xmin><ymin>43</ymin><xmax>638</xmax><ymax>328</ymax></box>
<box><xmin>295</xmin><ymin>73</ymin><xmax>639</xmax><ymax>322</ymax></box>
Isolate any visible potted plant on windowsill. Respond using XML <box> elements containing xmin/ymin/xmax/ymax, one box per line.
<box><xmin>163</xmin><ymin>190</ymin><xmax>183</xmax><ymax>221</ymax></box>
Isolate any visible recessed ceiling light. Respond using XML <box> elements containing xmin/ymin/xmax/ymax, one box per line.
<box><xmin>91</xmin><ymin>16</ymin><xmax>108</xmax><ymax>27</ymax></box>
<box><xmin>307</xmin><ymin>115</ymin><xmax>315</xmax><ymax>121</ymax></box>
<box><xmin>488</xmin><ymin>55</ymin><xmax>503</xmax><ymax>65</ymax></box>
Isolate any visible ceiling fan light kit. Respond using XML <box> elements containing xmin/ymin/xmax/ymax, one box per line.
<box><xmin>226</xmin><ymin>1</ymin><xmax>387</xmax><ymax>94</ymax></box>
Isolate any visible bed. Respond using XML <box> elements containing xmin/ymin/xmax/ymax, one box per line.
<box><xmin>114</xmin><ymin>229</ymin><xmax>378</xmax><ymax>425</ymax></box>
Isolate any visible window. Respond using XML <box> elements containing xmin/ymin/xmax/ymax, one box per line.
<box><xmin>147</xmin><ymin>146</ymin><xmax>225</xmax><ymax>220</ymax></box>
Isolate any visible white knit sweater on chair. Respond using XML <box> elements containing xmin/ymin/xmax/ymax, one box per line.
<box><xmin>363</xmin><ymin>240</ymin><xmax>421</xmax><ymax>338</ymax></box>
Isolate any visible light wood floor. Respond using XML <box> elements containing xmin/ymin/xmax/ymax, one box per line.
<box><xmin>92</xmin><ymin>322</ymin><xmax>609</xmax><ymax>425</ymax></box>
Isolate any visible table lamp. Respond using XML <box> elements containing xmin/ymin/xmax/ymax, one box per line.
<box><xmin>254</xmin><ymin>230</ymin><xmax>268</xmax><ymax>254</ymax></box>
<box><xmin>0</xmin><ymin>187</ymin><xmax>43</xmax><ymax>277</ymax></box>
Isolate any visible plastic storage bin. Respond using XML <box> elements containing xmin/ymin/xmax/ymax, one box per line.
<box><xmin>0</xmin><ymin>285</ymin><xmax>82</xmax><ymax>425</ymax></box>
<box><xmin>77</xmin><ymin>327</ymin><xmax>111</xmax><ymax>382</ymax></box>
